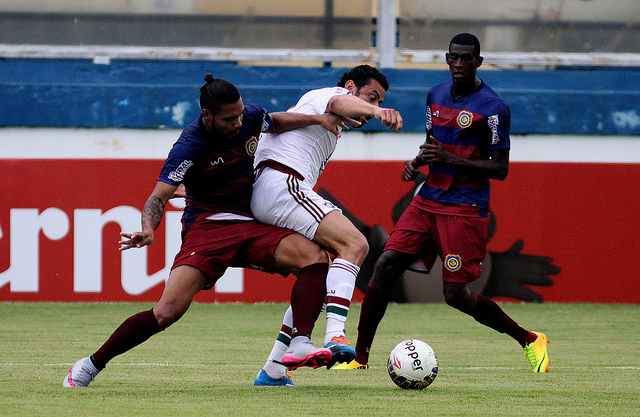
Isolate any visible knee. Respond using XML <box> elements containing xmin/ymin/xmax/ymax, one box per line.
<box><xmin>344</xmin><ymin>233</ymin><xmax>369</xmax><ymax>265</ymax></box>
<box><xmin>443</xmin><ymin>283</ymin><xmax>471</xmax><ymax>311</ymax></box>
<box><xmin>153</xmin><ymin>304</ymin><xmax>187</xmax><ymax>328</ymax></box>
<box><xmin>443</xmin><ymin>292</ymin><xmax>462</xmax><ymax>310</ymax></box>
<box><xmin>300</xmin><ymin>244</ymin><xmax>330</xmax><ymax>266</ymax></box>
<box><xmin>310</xmin><ymin>245</ymin><xmax>331</xmax><ymax>265</ymax></box>
<box><xmin>369</xmin><ymin>251</ymin><xmax>404</xmax><ymax>288</ymax></box>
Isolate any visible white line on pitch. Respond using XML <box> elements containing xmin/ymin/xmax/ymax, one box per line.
<box><xmin>2</xmin><ymin>363</ymin><xmax>639</xmax><ymax>371</ymax></box>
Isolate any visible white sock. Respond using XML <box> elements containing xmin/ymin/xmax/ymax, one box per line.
<box><xmin>262</xmin><ymin>306</ymin><xmax>293</xmax><ymax>378</ymax></box>
<box><xmin>324</xmin><ymin>258</ymin><xmax>358</xmax><ymax>345</ymax></box>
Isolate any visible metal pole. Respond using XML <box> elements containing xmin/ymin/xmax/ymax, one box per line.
<box><xmin>324</xmin><ymin>0</ymin><xmax>334</xmax><ymax>48</ymax></box>
<box><xmin>324</xmin><ymin>0</ymin><xmax>334</xmax><ymax>66</ymax></box>
<box><xmin>377</xmin><ymin>0</ymin><xmax>397</xmax><ymax>68</ymax></box>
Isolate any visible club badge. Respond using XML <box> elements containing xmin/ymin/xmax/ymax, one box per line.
<box><xmin>444</xmin><ymin>254</ymin><xmax>462</xmax><ymax>272</ymax></box>
<box><xmin>245</xmin><ymin>136</ymin><xmax>258</xmax><ymax>155</ymax></box>
<box><xmin>457</xmin><ymin>110</ymin><xmax>473</xmax><ymax>129</ymax></box>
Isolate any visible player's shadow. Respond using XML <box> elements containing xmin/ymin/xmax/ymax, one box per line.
<box><xmin>318</xmin><ymin>174</ymin><xmax>559</xmax><ymax>303</ymax></box>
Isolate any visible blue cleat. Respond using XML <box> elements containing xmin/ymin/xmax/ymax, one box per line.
<box><xmin>325</xmin><ymin>336</ymin><xmax>356</xmax><ymax>369</ymax></box>
<box><xmin>253</xmin><ymin>369</ymin><xmax>295</xmax><ymax>386</ymax></box>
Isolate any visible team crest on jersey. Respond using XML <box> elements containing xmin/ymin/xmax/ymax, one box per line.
<box><xmin>488</xmin><ymin>115</ymin><xmax>500</xmax><ymax>144</ymax></box>
<box><xmin>245</xmin><ymin>136</ymin><xmax>258</xmax><ymax>155</ymax></box>
<box><xmin>444</xmin><ymin>254</ymin><xmax>462</xmax><ymax>272</ymax></box>
<box><xmin>324</xmin><ymin>201</ymin><xmax>337</xmax><ymax>209</ymax></box>
<box><xmin>457</xmin><ymin>110</ymin><xmax>473</xmax><ymax>129</ymax></box>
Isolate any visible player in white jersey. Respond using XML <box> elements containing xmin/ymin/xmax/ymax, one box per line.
<box><xmin>255</xmin><ymin>86</ymin><xmax>350</xmax><ymax>188</ymax></box>
<box><xmin>252</xmin><ymin>65</ymin><xmax>403</xmax><ymax>385</ymax></box>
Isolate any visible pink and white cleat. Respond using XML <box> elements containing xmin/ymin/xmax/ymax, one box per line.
<box><xmin>281</xmin><ymin>341</ymin><xmax>332</xmax><ymax>370</ymax></box>
<box><xmin>62</xmin><ymin>357</ymin><xmax>100</xmax><ymax>387</ymax></box>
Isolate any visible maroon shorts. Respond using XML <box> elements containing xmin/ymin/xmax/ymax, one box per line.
<box><xmin>172</xmin><ymin>219</ymin><xmax>295</xmax><ymax>289</ymax></box>
<box><xmin>384</xmin><ymin>200</ymin><xmax>490</xmax><ymax>283</ymax></box>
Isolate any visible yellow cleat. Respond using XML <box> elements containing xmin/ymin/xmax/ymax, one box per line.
<box><xmin>332</xmin><ymin>360</ymin><xmax>369</xmax><ymax>370</ymax></box>
<box><xmin>524</xmin><ymin>331</ymin><xmax>550</xmax><ymax>372</ymax></box>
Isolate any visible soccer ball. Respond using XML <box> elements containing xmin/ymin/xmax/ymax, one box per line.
<box><xmin>387</xmin><ymin>339</ymin><xmax>438</xmax><ymax>390</ymax></box>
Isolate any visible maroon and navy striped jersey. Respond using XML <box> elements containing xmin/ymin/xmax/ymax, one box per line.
<box><xmin>417</xmin><ymin>80</ymin><xmax>510</xmax><ymax>218</ymax></box>
<box><xmin>158</xmin><ymin>103</ymin><xmax>272</xmax><ymax>227</ymax></box>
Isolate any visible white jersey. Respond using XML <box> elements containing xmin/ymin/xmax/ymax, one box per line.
<box><xmin>254</xmin><ymin>86</ymin><xmax>351</xmax><ymax>187</ymax></box>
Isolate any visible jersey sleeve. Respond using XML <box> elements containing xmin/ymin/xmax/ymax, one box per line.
<box><xmin>425</xmin><ymin>92</ymin><xmax>433</xmax><ymax>135</ymax></box>
<box><xmin>485</xmin><ymin>100</ymin><xmax>511</xmax><ymax>150</ymax></box>
<box><xmin>243</xmin><ymin>103</ymin><xmax>273</xmax><ymax>133</ymax></box>
<box><xmin>158</xmin><ymin>139</ymin><xmax>196</xmax><ymax>186</ymax></box>
<box><xmin>292</xmin><ymin>87</ymin><xmax>350</xmax><ymax>116</ymax></box>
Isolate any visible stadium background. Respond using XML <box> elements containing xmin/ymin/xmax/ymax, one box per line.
<box><xmin>1</xmin><ymin>0</ymin><xmax>639</xmax><ymax>303</ymax></box>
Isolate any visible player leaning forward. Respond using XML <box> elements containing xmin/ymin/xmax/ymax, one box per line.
<box><xmin>251</xmin><ymin>65</ymin><xmax>403</xmax><ymax>385</ymax></box>
<box><xmin>63</xmin><ymin>74</ymin><xmax>352</xmax><ymax>388</ymax></box>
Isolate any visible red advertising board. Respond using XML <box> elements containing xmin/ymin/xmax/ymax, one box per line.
<box><xmin>1</xmin><ymin>159</ymin><xmax>638</xmax><ymax>303</ymax></box>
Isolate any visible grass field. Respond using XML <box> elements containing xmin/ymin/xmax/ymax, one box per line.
<box><xmin>1</xmin><ymin>302</ymin><xmax>638</xmax><ymax>416</ymax></box>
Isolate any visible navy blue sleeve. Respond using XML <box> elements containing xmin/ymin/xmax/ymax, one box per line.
<box><xmin>243</xmin><ymin>103</ymin><xmax>273</xmax><ymax>132</ymax></box>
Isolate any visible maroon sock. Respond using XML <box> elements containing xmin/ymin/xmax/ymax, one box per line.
<box><xmin>290</xmin><ymin>263</ymin><xmax>329</xmax><ymax>338</ymax></box>
<box><xmin>354</xmin><ymin>280</ymin><xmax>392</xmax><ymax>364</ymax></box>
<box><xmin>91</xmin><ymin>308</ymin><xmax>164</xmax><ymax>369</ymax></box>
<box><xmin>463</xmin><ymin>294</ymin><xmax>536</xmax><ymax>348</ymax></box>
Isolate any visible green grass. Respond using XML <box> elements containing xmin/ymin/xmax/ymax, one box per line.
<box><xmin>1</xmin><ymin>302</ymin><xmax>638</xmax><ymax>416</ymax></box>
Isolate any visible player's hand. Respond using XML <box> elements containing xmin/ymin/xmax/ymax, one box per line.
<box><xmin>482</xmin><ymin>240</ymin><xmax>560</xmax><ymax>302</ymax></box>
<box><xmin>402</xmin><ymin>159</ymin><xmax>420</xmax><ymax>181</ymax></box>
<box><xmin>418</xmin><ymin>136</ymin><xmax>448</xmax><ymax>163</ymax></box>
<box><xmin>319</xmin><ymin>113</ymin><xmax>361</xmax><ymax>137</ymax></box>
<box><xmin>374</xmin><ymin>108</ymin><xmax>403</xmax><ymax>132</ymax></box>
<box><xmin>119</xmin><ymin>231</ymin><xmax>154</xmax><ymax>251</ymax></box>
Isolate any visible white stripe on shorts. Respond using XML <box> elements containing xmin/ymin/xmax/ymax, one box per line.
<box><xmin>286</xmin><ymin>174</ymin><xmax>325</xmax><ymax>224</ymax></box>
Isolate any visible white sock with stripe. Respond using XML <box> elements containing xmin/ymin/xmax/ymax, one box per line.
<box><xmin>262</xmin><ymin>305</ymin><xmax>293</xmax><ymax>378</ymax></box>
<box><xmin>324</xmin><ymin>258</ymin><xmax>359</xmax><ymax>346</ymax></box>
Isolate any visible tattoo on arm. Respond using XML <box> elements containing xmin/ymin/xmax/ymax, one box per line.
<box><xmin>142</xmin><ymin>195</ymin><xmax>165</xmax><ymax>231</ymax></box>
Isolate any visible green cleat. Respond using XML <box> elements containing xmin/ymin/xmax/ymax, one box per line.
<box><xmin>524</xmin><ymin>331</ymin><xmax>550</xmax><ymax>372</ymax></box>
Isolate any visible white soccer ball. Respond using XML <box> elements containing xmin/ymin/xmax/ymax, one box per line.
<box><xmin>387</xmin><ymin>339</ymin><xmax>438</xmax><ymax>390</ymax></box>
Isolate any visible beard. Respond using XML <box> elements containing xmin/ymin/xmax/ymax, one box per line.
<box><xmin>208</xmin><ymin>125</ymin><xmax>240</xmax><ymax>140</ymax></box>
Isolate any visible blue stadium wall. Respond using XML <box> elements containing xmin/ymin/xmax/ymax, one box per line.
<box><xmin>1</xmin><ymin>58</ymin><xmax>640</xmax><ymax>135</ymax></box>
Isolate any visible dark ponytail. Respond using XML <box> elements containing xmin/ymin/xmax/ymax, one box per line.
<box><xmin>199</xmin><ymin>74</ymin><xmax>241</xmax><ymax>115</ymax></box>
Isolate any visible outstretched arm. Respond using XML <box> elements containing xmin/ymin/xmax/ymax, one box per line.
<box><xmin>326</xmin><ymin>94</ymin><xmax>403</xmax><ymax>132</ymax></box>
<box><xmin>269</xmin><ymin>111</ymin><xmax>360</xmax><ymax>137</ymax></box>
<box><xmin>119</xmin><ymin>180</ymin><xmax>177</xmax><ymax>250</ymax></box>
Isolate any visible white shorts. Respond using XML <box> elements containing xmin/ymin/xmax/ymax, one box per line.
<box><xmin>251</xmin><ymin>166</ymin><xmax>341</xmax><ymax>240</ymax></box>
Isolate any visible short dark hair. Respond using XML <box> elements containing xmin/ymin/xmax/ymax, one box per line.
<box><xmin>449</xmin><ymin>33</ymin><xmax>481</xmax><ymax>58</ymax></box>
<box><xmin>337</xmin><ymin>64</ymin><xmax>389</xmax><ymax>91</ymax></box>
<box><xmin>199</xmin><ymin>74</ymin><xmax>241</xmax><ymax>114</ymax></box>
